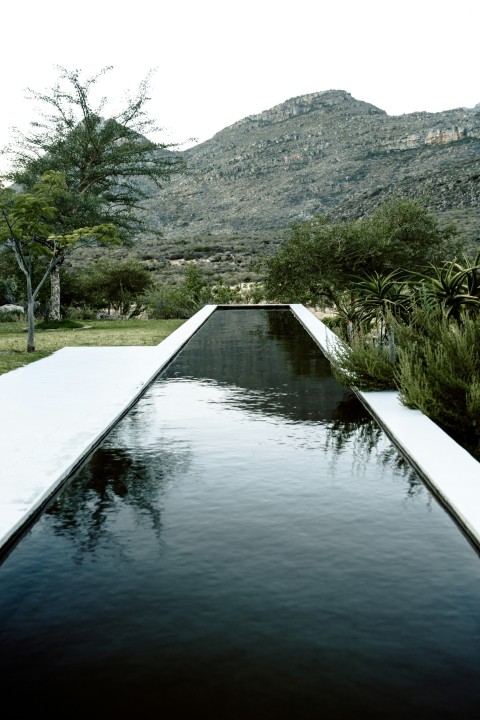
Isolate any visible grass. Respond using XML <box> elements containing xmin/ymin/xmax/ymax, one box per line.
<box><xmin>0</xmin><ymin>318</ymin><xmax>185</xmax><ymax>376</ymax></box>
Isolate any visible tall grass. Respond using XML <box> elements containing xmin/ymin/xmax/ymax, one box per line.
<box><xmin>329</xmin><ymin>333</ymin><xmax>396</xmax><ymax>391</ymax></box>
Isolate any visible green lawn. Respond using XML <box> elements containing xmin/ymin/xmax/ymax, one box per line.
<box><xmin>0</xmin><ymin>318</ymin><xmax>185</xmax><ymax>376</ymax></box>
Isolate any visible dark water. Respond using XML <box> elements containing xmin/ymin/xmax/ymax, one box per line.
<box><xmin>1</xmin><ymin>309</ymin><xmax>480</xmax><ymax>718</ymax></box>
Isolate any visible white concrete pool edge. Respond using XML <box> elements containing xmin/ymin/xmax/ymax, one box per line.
<box><xmin>0</xmin><ymin>304</ymin><xmax>216</xmax><ymax>553</ymax></box>
<box><xmin>291</xmin><ymin>303</ymin><xmax>480</xmax><ymax>549</ymax></box>
<box><xmin>1</xmin><ymin>303</ymin><xmax>479</xmax><ymax>556</ymax></box>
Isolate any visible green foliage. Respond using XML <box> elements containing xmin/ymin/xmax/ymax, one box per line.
<box><xmin>3</xmin><ymin>66</ymin><xmax>185</xmax><ymax>239</ymax></box>
<box><xmin>412</xmin><ymin>253</ymin><xmax>480</xmax><ymax>321</ymax></box>
<box><xmin>148</xmin><ymin>284</ymin><xmax>197</xmax><ymax>320</ymax></box>
<box><xmin>0</xmin><ymin>310</ymin><xmax>19</xmax><ymax>323</ymax></box>
<box><xmin>0</xmin><ymin>171</ymin><xmax>120</xmax><ymax>350</ymax></box>
<box><xmin>329</xmin><ymin>333</ymin><xmax>397</xmax><ymax>391</ymax></box>
<box><xmin>366</xmin><ymin>198</ymin><xmax>459</xmax><ymax>269</ymax></box>
<box><xmin>147</xmin><ymin>264</ymin><xmax>258</xmax><ymax>319</ymax></box>
<box><xmin>263</xmin><ymin>215</ymin><xmax>346</xmax><ymax>306</ymax></box>
<box><xmin>264</xmin><ymin>199</ymin><xmax>461</xmax><ymax>309</ymax></box>
<box><xmin>0</xmin><ymin>246</ymin><xmax>51</xmax><ymax>313</ymax></box>
<box><xmin>242</xmin><ymin>282</ymin><xmax>266</xmax><ymax>304</ymax></box>
<box><xmin>352</xmin><ymin>270</ymin><xmax>410</xmax><ymax>325</ymax></box>
<box><xmin>182</xmin><ymin>264</ymin><xmax>208</xmax><ymax>304</ymax></box>
<box><xmin>328</xmin><ymin>282</ymin><xmax>480</xmax><ymax>459</ymax></box>
<box><xmin>0</xmin><ymin>171</ymin><xmax>119</xmax><ymax>261</ymax></box>
<box><xmin>0</xmin><ymin>276</ymin><xmax>18</xmax><ymax>304</ymax></box>
<box><xmin>394</xmin><ymin>310</ymin><xmax>480</xmax><ymax>458</ymax></box>
<box><xmin>63</xmin><ymin>305</ymin><xmax>98</xmax><ymax>321</ymax></box>
<box><xmin>319</xmin><ymin>314</ymin><xmax>351</xmax><ymax>341</ymax></box>
<box><xmin>77</xmin><ymin>259</ymin><xmax>154</xmax><ymax>317</ymax></box>
<box><xmin>148</xmin><ymin>264</ymin><xmax>215</xmax><ymax>319</ymax></box>
<box><xmin>0</xmin><ymin>170</ymin><xmax>64</xmax><ymax>240</ymax></box>
<box><xmin>2</xmin><ymin>66</ymin><xmax>185</xmax><ymax>320</ymax></box>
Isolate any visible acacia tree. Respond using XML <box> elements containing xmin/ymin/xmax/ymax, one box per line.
<box><xmin>0</xmin><ymin>171</ymin><xmax>120</xmax><ymax>351</ymax></box>
<box><xmin>79</xmin><ymin>259</ymin><xmax>154</xmax><ymax>317</ymax></box>
<box><xmin>1</xmin><ymin>66</ymin><xmax>185</xmax><ymax>319</ymax></box>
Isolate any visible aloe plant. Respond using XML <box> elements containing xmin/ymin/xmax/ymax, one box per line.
<box><xmin>414</xmin><ymin>255</ymin><xmax>480</xmax><ymax>321</ymax></box>
<box><xmin>352</xmin><ymin>270</ymin><xmax>410</xmax><ymax>345</ymax></box>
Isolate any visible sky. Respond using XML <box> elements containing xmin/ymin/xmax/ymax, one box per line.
<box><xmin>1</xmin><ymin>0</ymin><xmax>479</xmax><ymax>172</ymax></box>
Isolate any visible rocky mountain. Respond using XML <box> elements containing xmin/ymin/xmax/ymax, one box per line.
<box><xmin>76</xmin><ymin>90</ymin><xmax>479</xmax><ymax>285</ymax></box>
<box><xmin>143</xmin><ymin>89</ymin><xmax>480</xmax><ymax>245</ymax></box>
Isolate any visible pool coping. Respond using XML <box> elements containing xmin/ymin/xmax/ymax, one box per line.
<box><xmin>291</xmin><ymin>303</ymin><xmax>480</xmax><ymax>551</ymax></box>
<box><xmin>0</xmin><ymin>305</ymin><xmax>216</xmax><ymax>555</ymax></box>
<box><xmin>0</xmin><ymin>303</ymin><xmax>479</xmax><ymax>557</ymax></box>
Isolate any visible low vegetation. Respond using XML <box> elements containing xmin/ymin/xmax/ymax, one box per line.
<box><xmin>325</xmin><ymin>260</ymin><xmax>480</xmax><ymax>460</ymax></box>
<box><xmin>146</xmin><ymin>264</ymin><xmax>264</xmax><ymax>319</ymax></box>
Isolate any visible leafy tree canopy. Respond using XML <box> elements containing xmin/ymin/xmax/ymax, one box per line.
<box><xmin>78</xmin><ymin>259</ymin><xmax>154</xmax><ymax>317</ymax></box>
<box><xmin>1</xmin><ymin>66</ymin><xmax>185</xmax><ymax>320</ymax></box>
<box><xmin>264</xmin><ymin>199</ymin><xmax>461</xmax><ymax>308</ymax></box>
<box><xmin>2</xmin><ymin>66</ymin><xmax>185</xmax><ymax>239</ymax></box>
<box><xmin>0</xmin><ymin>170</ymin><xmax>121</xmax><ymax>350</ymax></box>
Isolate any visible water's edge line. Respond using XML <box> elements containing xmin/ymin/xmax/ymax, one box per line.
<box><xmin>0</xmin><ymin>305</ymin><xmax>217</xmax><ymax>557</ymax></box>
<box><xmin>291</xmin><ymin>303</ymin><xmax>480</xmax><ymax>551</ymax></box>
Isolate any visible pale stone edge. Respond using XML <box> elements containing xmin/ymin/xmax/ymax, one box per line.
<box><xmin>291</xmin><ymin>303</ymin><xmax>480</xmax><ymax>550</ymax></box>
<box><xmin>0</xmin><ymin>305</ymin><xmax>217</xmax><ymax>554</ymax></box>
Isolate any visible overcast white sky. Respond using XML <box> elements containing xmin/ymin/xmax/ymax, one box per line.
<box><xmin>1</xmin><ymin>0</ymin><xmax>479</xmax><ymax>171</ymax></box>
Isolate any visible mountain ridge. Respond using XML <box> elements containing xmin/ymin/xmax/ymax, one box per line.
<box><xmin>140</xmin><ymin>89</ymin><xmax>479</xmax><ymax>244</ymax></box>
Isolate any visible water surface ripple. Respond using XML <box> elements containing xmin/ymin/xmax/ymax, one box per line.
<box><xmin>1</xmin><ymin>309</ymin><xmax>479</xmax><ymax>717</ymax></box>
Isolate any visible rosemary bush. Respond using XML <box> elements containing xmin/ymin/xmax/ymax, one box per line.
<box><xmin>329</xmin><ymin>331</ymin><xmax>397</xmax><ymax>391</ymax></box>
<box><xmin>394</xmin><ymin>311</ymin><xmax>480</xmax><ymax>458</ymax></box>
<box><xmin>327</xmin><ymin>295</ymin><xmax>480</xmax><ymax>459</ymax></box>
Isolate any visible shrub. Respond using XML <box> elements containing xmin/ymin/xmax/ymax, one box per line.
<box><xmin>148</xmin><ymin>266</ymin><xmax>262</xmax><ymax>319</ymax></box>
<box><xmin>329</xmin><ymin>297</ymin><xmax>480</xmax><ymax>458</ymax></box>
<box><xmin>148</xmin><ymin>285</ymin><xmax>196</xmax><ymax>319</ymax></box>
<box><xmin>394</xmin><ymin>312</ymin><xmax>480</xmax><ymax>458</ymax></box>
<box><xmin>0</xmin><ymin>310</ymin><xmax>18</xmax><ymax>323</ymax></box>
<box><xmin>329</xmin><ymin>332</ymin><xmax>397</xmax><ymax>391</ymax></box>
<box><xmin>64</xmin><ymin>305</ymin><xmax>97</xmax><ymax>321</ymax></box>
<box><xmin>36</xmin><ymin>319</ymin><xmax>85</xmax><ymax>330</ymax></box>
<box><xmin>321</xmin><ymin>314</ymin><xmax>351</xmax><ymax>342</ymax></box>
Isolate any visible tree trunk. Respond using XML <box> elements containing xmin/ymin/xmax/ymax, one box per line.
<box><xmin>26</xmin><ymin>277</ymin><xmax>36</xmax><ymax>353</ymax></box>
<box><xmin>49</xmin><ymin>264</ymin><xmax>61</xmax><ymax>320</ymax></box>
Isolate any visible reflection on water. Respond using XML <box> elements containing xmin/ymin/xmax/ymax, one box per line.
<box><xmin>45</xmin><ymin>439</ymin><xmax>192</xmax><ymax>559</ymax></box>
<box><xmin>163</xmin><ymin>309</ymin><xmax>352</xmax><ymax>423</ymax></box>
<box><xmin>1</xmin><ymin>309</ymin><xmax>479</xmax><ymax>718</ymax></box>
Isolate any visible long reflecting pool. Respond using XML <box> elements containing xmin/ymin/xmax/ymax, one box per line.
<box><xmin>1</xmin><ymin>308</ymin><xmax>480</xmax><ymax>717</ymax></box>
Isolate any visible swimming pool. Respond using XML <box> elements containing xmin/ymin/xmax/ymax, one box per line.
<box><xmin>1</xmin><ymin>308</ymin><xmax>479</xmax><ymax>717</ymax></box>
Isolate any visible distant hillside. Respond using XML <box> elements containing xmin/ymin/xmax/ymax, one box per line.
<box><xmin>72</xmin><ymin>90</ymin><xmax>480</xmax><ymax>284</ymax></box>
<box><xmin>145</xmin><ymin>90</ymin><xmax>480</xmax><ymax>234</ymax></box>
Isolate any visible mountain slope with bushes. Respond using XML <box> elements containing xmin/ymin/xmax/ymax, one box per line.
<box><xmin>70</xmin><ymin>90</ymin><xmax>480</xmax><ymax>283</ymax></box>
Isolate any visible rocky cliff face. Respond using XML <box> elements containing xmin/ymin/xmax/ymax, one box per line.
<box><xmin>143</xmin><ymin>90</ymin><xmax>480</xmax><ymax>242</ymax></box>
